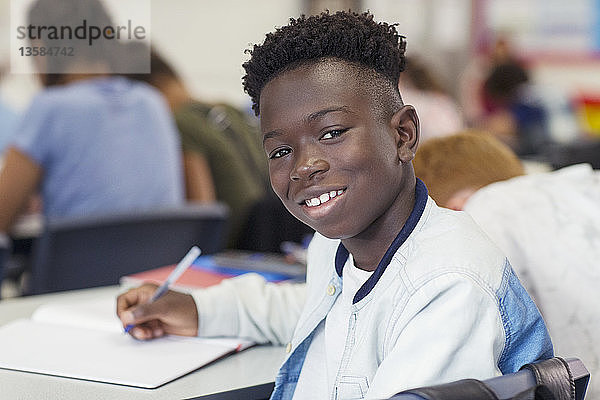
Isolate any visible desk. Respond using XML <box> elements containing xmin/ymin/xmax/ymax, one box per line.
<box><xmin>0</xmin><ymin>286</ymin><xmax>285</xmax><ymax>400</ymax></box>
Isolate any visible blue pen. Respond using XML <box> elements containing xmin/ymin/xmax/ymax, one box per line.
<box><xmin>124</xmin><ymin>246</ymin><xmax>202</xmax><ymax>333</ymax></box>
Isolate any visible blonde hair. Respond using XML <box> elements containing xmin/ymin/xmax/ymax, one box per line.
<box><xmin>413</xmin><ymin>131</ymin><xmax>525</xmax><ymax>207</ymax></box>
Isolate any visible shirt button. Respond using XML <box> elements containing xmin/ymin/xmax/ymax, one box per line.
<box><xmin>285</xmin><ymin>342</ymin><xmax>292</xmax><ymax>353</ymax></box>
<box><xmin>326</xmin><ymin>284</ymin><xmax>336</xmax><ymax>296</ymax></box>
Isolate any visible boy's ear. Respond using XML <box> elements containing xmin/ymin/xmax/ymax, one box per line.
<box><xmin>391</xmin><ymin>105</ymin><xmax>420</xmax><ymax>163</ymax></box>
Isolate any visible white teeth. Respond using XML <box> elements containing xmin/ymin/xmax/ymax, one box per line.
<box><xmin>305</xmin><ymin>189</ymin><xmax>344</xmax><ymax>207</ymax></box>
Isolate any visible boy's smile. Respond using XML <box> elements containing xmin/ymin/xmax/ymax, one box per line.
<box><xmin>303</xmin><ymin>188</ymin><xmax>345</xmax><ymax>208</ymax></box>
<box><xmin>260</xmin><ymin>60</ymin><xmax>419</xmax><ymax>262</ymax></box>
<box><xmin>299</xmin><ymin>188</ymin><xmax>346</xmax><ymax>219</ymax></box>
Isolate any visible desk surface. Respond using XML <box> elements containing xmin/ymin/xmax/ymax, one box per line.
<box><xmin>0</xmin><ymin>286</ymin><xmax>285</xmax><ymax>400</ymax></box>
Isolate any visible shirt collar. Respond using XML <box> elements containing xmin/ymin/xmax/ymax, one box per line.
<box><xmin>334</xmin><ymin>178</ymin><xmax>429</xmax><ymax>304</ymax></box>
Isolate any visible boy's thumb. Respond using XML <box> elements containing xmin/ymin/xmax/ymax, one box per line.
<box><xmin>121</xmin><ymin>303</ymin><xmax>158</xmax><ymax>325</ymax></box>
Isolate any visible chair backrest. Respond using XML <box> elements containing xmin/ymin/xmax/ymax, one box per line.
<box><xmin>390</xmin><ymin>358</ymin><xmax>589</xmax><ymax>400</ymax></box>
<box><xmin>27</xmin><ymin>203</ymin><xmax>229</xmax><ymax>295</ymax></box>
<box><xmin>545</xmin><ymin>140</ymin><xmax>600</xmax><ymax>170</ymax></box>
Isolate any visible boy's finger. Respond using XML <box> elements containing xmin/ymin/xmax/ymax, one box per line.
<box><xmin>145</xmin><ymin>319</ymin><xmax>165</xmax><ymax>338</ymax></box>
<box><xmin>120</xmin><ymin>304</ymin><xmax>161</xmax><ymax>334</ymax></box>
<box><xmin>129</xmin><ymin>320</ymin><xmax>164</xmax><ymax>340</ymax></box>
<box><xmin>119</xmin><ymin>310</ymin><xmax>136</xmax><ymax>326</ymax></box>
<box><xmin>116</xmin><ymin>290</ymin><xmax>141</xmax><ymax>315</ymax></box>
<box><xmin>116</xmin><ymin>284</ymin><xmax>158</xmax><ymax>316</ymax></box>
<box><xmin>127</xmin><ymin>300</ymin><xmax>167</xmax><ymax>325</ymax></box>
<box><xmin>130</xmin><ymin>324</ymin><xmax>153</xmax><ymax>340</ymax></box>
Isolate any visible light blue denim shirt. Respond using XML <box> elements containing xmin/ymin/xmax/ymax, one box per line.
<box><xmin>271</xmin><ymin>180</ymin><xmax>553</xmax><ymax>400</ymax></box>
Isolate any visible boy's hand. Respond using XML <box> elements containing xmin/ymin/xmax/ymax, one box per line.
<box><xmin>116</xmin><ymin>283</ymin><xmax>199</xmax><ymax>340</ymax></box>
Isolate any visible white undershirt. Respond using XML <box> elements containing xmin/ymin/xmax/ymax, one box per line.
<box><xmin>293</xmin><ymin>262</ymin><xmax>373</xmax><ymax>399</ymax></box>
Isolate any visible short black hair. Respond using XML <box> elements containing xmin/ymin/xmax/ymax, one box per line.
<box><xmin>242</xmin><ymin>11</ymin><xmax>407</xmax><ymax>116</ymax></box>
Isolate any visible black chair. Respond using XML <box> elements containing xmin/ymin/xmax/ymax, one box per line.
<box><xmin>391</xmin><ymin>358</ymin><xmax>589</xmax><ymax>400</ymax></box>
<box><xmin>543</xmin><ymin>139</ymin><xmax>600</xmax><ymax>170</ymax></box>
<box><xmin>26</xmin><ymin>203</ymin><xmax>229</xmax><ymax>295</ymax></box>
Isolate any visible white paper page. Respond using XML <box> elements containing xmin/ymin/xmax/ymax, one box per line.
<box><xmin>31</xmin><ymin>295</ymin><xmax>122</xmax><ymax>333</ymax></box>
<box><xmin>30</xmin><ymin>295</ymin><xmax>255</xmax><ymax>350</ymax></box>
<box><xmin>31</xmin><ymin>296</ymin><xmax>255</xmax><ymax>351</ymax></box>
<box><xmin>0</xmin><ymin>319</ymin><xmax>238</xmax><ymax>388</ymax></box>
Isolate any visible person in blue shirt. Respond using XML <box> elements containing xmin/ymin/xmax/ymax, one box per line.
<box><xmin>117</xmin><ymin>11</ymin><xmax>552</xmax><ymax>399</ymax></box>
<box><xmin>0</xmin><ymin>99</ymin><xmax>18</xmax><ymax>154</ymax></box>
<box><xmin>0</xmin><ymin>0</ymin><xmax>184</xmax><ymax>296</ymax></box>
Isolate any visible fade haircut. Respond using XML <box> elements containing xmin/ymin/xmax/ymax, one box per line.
<box><xmin>242</xmin><ymin>11</ymin><xmax>407</xmax><ymax>116</ymax></box>
<box><xmin>413</xmin><ymin>131</ymin><xmax>525</xmax><ymax>206</ymax></box>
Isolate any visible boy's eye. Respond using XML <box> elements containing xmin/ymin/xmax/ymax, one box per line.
<box><xmin>321</xmin><ymin>128</ymin><xmax>347</xmax><ymax>140</ymax></box>
<box><xmin>269</xmin><ymin>147</ymin><xmax>291</xmax><ymax>159</ymax></box>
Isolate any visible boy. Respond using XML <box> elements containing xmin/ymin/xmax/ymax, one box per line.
<box><xmin>117</xmin><ymin>11</ymin><xmax>552</xmax><ymax>399</ymax></box>
<box><xmin>413</xmin><ymin>131</ymin><xmax>600</xmax><ymax>399</ymax></box>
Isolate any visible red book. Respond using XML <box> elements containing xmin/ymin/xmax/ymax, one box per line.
<box><xmin>120</xmin><ymin>264</ymin><xmax>234</xmax><ymax>290</ymax></box>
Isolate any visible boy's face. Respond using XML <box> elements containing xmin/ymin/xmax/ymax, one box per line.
<box><xmin>260</xmin><ymin>60</ymin><xmax>418</xmax><ymax>240</ymax></box>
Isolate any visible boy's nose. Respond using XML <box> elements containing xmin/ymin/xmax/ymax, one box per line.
<box><xmin>290</xmin><ymin>157</ymin><xmax>329</xmax><ymax>181</ymax></box>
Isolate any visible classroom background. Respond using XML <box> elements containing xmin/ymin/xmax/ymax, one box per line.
<box><xmin>1</xmin><ymin>0</ymin><xmax>600</xmax><ymax>134</ymax></box>
<box><xmin>1</xmin><ymin>0</ymin><xmax>600</xmax><ymax>288</ymax></box>
<box><xmin>0</xmin><ymin>1</ymin><xmax>599</xmax><ymax>399</ymax></box>
<box><xmin>1</xmin><ymin>0</ymin><xmax>599</xmax><ymax>283</ymax></box>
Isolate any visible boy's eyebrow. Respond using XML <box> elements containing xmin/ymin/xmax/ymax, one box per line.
<box><xmin>263</xmin><ymin>130</ymin><xmax>283</xmax><ymax>144</ymax></box>
<box><xmin>262</xmin><ymin>106</ymin><xmax>352</xmax><ymax>144</ymax></box>
<box><xmin>305</xmin><ymin>106</ymin><xmax>352</xmax><ymax>123</ymax></box>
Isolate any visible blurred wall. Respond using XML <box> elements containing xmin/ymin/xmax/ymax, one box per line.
<box><xmin>150</xmin><ymin>0</ymin><xmax>300</xmax><ymax>108</ymax></box>
<box><xmin>1</xmin><ymin>0</ymin><xmax>600</xmax><ymax>115</ymax></box>
<box><xmin>0</xmin><ymin>0</ymin><xmax>474</xmax><ymax>110</ymax></box>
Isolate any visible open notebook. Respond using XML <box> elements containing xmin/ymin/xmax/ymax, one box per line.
<box><xmin>0</xmin><ymin>296</ymin><xmax>254</xmax><ymax>388</ymax></box>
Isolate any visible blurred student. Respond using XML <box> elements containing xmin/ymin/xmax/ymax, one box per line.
<box><xmin>0</xmin><ymin>66</ymin><xmax>18</xmax><ymax>153</ymax></box>
<box><xmin>133</xmin><ymin>51</ymin><xmax>313</xmax><ymax>250</ymax></box>
<box><xmin>413</xmin><ymin>131</ymin><xmax>600</xmax><ymax>398</ymax></box>
<box><xmin>481</xmin><ymin>62</ymin><xmax>549</xmax><ymax>156</ymax></box>
<box><xmin>459</xmin><ymin>34</ymin><xmax>548</xmax><ymax>156</ymax></box>
<box><xmin>0</xmin><ymin>0</ymin><xmax>184</xmax><ymax>294</ymax></box>
<box><xmin>117</xmin><ymin>11</ymin><xmax>551</xmax><ymax>399</ymax></box>
<box><xmin>399</xmin><ymin>56</ymin><xmax>463</xmax><ymax>142</ymax></box>
<box><xmin>458</xmin><ymin>35</ymin><xmax>518</xmax><ymax>127</ymax></box>
<box><xmin>0</xmin><ymin>100</ymin><xmax>17</xmax><ymax>154</ymax></box>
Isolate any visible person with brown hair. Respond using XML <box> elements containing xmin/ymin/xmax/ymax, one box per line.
<box><xmin>413</xmin><ymin>131</ymin><xmax>600</xmax><ymax>399</ymax></box>
<box><xmin>412</xmin><ymin>130</ymin><xmax>524</xmax><ymax>210</ymax></box>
